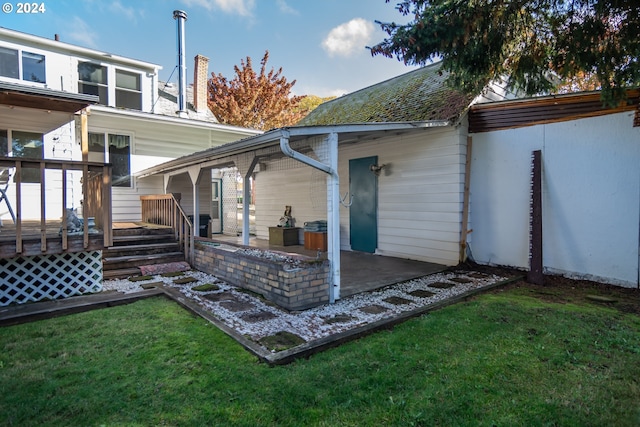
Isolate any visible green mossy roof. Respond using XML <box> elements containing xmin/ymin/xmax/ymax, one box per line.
<box><xmin>297</xmin><ymin>62</ymin><xmax>474</xmax><ymax>126</ymax></box>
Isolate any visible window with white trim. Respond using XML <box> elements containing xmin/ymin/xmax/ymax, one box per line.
<box><xmin>0</xmin><ymin>47</ymin><xmax>46</xmax><ymax>83</ymax></box>
<box><xmin>115</xmin><ymin>69</ymin><xmax>141</xmax><ymax>110</ymax></box>
<box><xmin>78</xmin><ymin>62</ymin><xmax>108</xmax><ymax>105</ymax></box>
<box><xmin>11</xmin><ymin>130</ymin><xmax>44</xmax><ymax>183</ymax></box>
<box><xmin>89</xmin><ymin>132</ymin><xmax>131</xmax><ymax>187</ymax></box>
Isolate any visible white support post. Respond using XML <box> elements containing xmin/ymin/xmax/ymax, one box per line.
<box><xmin>279</xmin><ymin>130</ymin><xmax>341</xmax><ymax>303</ymax></box>
<box><xmin>188</xmin><ymin>166</ymin><xmax>201</xmax><ymax>236</ymax></box>
<box><xmin>327</xmin><ymin>132</ymin><xmax>340</xmax><ymax>302</ymax></box>
<box><xmin>242</xmin><ymin>157</ymin><xmax>259</xmax><ymax>245</ymax></box>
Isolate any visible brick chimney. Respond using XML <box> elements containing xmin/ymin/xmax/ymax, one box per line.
<box><xmin>193</xmin><ymin>54</ymin><xmax>209</xmax><ymax>112</ymax></box>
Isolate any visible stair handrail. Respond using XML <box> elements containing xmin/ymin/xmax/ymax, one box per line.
<box><xmin>140</xmin><ymin>194</ymin><xmax>194</xmax><ymax>264</ymax></box>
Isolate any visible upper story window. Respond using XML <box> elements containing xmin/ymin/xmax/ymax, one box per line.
<box><xmin>78</xmin><ymin>62</ymin><xmax>108</xmax><ymax>105</ymax></box>
<box><xmin>21</xmin><ymin>52</ymin><xmax>46</xmax><ymax>83</ymax></box>
<box><xmin>115</xmin><ymin>69</ymin><xmax>141</xmax><ymax>110</ymax></box>
<box><xmin>0</xmin><ymin>47</ymin><xmax>46</xmax><ymax>83</ymax></box>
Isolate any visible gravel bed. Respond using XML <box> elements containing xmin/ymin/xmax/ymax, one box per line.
<box><xmin>103</xmin><ymin>269</ymin><xmax>508</xmax><ymax>352</ymax></box>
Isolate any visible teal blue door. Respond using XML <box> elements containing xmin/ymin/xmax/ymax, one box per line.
<box><xmin>349</xmin><ymin>156</ymin><xmax>378</xmax><ymax>253</ymax></box>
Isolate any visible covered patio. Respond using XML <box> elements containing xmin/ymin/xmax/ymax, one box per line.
<box><xmin>208</xmin><ymin>233</ymin><xmax>446</xmax><ymax>298</ymax></box>
<box><xmin>137</xmin><ymin>123</ymin><xmax>446</xmax><ymax>306</ymax></box>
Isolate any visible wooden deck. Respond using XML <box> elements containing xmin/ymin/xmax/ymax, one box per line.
<box><xmin>0</xmin><ymin>220</ymin><xmax>106</xmax><ymax>258</ymax></box>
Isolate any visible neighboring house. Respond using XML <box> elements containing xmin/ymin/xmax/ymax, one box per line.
<box><xmin>0</xmin><ymin>27</ymin><xmax>260</xmax><ymax>223</ymax></box>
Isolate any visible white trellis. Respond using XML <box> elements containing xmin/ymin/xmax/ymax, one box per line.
<box><xmin>221</xmin><ymin>168</ymin><xmax>240</xmax><ymax>236</ymax></box>
<box><xmin>0</xmin><ymin>251</ymin><xmax>103</xmax><ymax>306</ymax></box>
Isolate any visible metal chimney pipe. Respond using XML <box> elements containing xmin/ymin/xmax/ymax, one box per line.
<box><xmin>173</xmin><ymin>10</ymin><xmax>188</xmax><ymax>117</ymax></box>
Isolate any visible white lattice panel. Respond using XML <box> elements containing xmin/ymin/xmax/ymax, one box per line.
<box><xmin>0</xmin><ymin>251</ymin><xmax>103</xmax><ymax>306</ymax></box>
<box><xmin>222</xmin><ymin>168</ymin><xmax>240</xmax><ymax>236</ymax></box>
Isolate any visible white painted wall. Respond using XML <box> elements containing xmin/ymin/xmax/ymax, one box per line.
<box><xmin>254</xmin><ymin>126</ymin><xmax>466</xmax><ymax>266</ymax></box>
<box><xmin>89</xmin><ymin>112</ymin><xmax>255</xmax><ymax>222</ymax></box>
<box><xmin>470</xmin><ymin>111</ymin><xmax>640</xmax><ymax>287</ymax></box>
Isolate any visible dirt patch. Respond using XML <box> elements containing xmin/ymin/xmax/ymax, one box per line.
<box><xmin>449</xmin><ymin>277</ymin><xmax>473</xmax><ymax>284</ymax></box>
<box><xmin>241</xmin><ymin>311</ymin><xmax>277</xmax><ymax>323</ymax></box>
<box><xmin>323</xmin><ymin>314</ymin><xmax>357</xmax><ymax>324</ymax></box>
<box><xmin>428</xmin><ymin>282</ymin><xmax>456</xmax><ymax>289</ymax></box>
<box><xmin>219</xmin><ymin>300</ymin><xmax>256</xmax><ymax>312</ymax></box>
<box><xmin>383</xmin><ymin>296</ymin><xmax>413</xmax><ymax>305</ymax></box>
<box><xmin>203</xmin><ymin>292</ymin><xmax>237</xmax><ymax>302</ymax></box>
<box><xmin>407</xmin><ymin>289</ymin><xmax>437</xmax><ymax>298</ymax></box>
<box><xmin>359</xmin><ymin>304</ymin><xmax>389</xmax><ymax>314</ymax></box>
<box><xmin>462</xmin><ymin>264</ymin><xmax>640</xmax><ymax>316</ymax></box>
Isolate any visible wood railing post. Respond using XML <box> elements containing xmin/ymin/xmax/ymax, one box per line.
<box><xmin>140</xmin><ymin>194</ymin><xmax>193</xmax><ymax>263</ymax></box>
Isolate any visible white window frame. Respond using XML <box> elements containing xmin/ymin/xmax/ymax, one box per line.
<box><xmin>88</xmin><ymin>129</ymin><xmax>135</xmax><ymax>189</ymax></box>
<box><xmin>0</xmin><ymin>46</ymin><xmax>46</xmax><ymax>84</ymax></box>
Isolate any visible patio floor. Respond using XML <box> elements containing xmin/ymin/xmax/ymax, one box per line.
<box><xmin>207</xmin><ymin>234</ymin><xmax>448</xmax><ymax>297</ymax></box>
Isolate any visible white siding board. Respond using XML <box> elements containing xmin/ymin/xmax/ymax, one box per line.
<box><xmin>250</xmin><ymin>126</ymin><xmax>466</xmax><ymax>266</ymax></box>
<box><xmin>254</xmin><ymin>164</ymin><xmax>326</xmax><ymax>241</ymax></box>
<box><xmin>470</xmin><ymin>111</ymin><xmax>640</xmax><ymax>286</ymax></box>
<box><xmin>379</xmin><ymin>210</ymin><xmax>460</xmax><ymax>223</ymax></box>
<box><xmin>378</xmin><ymin>219</ymin><xmax>461</xmax><ymax>235</ymax></box>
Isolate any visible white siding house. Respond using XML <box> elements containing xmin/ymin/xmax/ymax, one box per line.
<box><xmin>0</xmin><ymin>27</ymin><xmax>260</xmax><ymax>223</ymax></box>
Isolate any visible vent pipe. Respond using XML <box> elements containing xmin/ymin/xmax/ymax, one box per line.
<box><xmin>173</xmin><ymin>10</ymin><xmax>188</xmax><ymax>118</ymax></box>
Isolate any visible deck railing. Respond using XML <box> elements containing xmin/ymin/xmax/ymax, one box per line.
<box><xmin>0</xmin><ymin>157</ymin><xmax>112</xmax><ymax>256</ymax></box>
<box><xmin>140</xmin><ymin>194</ymin><xmax>194</xmax><ymax>263</ymax></box>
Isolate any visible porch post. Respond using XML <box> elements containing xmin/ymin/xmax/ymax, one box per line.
<box><xmin>242</xmin><ymin>157</ymin><xmax>259</xmax><ymax>246</ymax></box>
<box><xmin>188</xmin><ymin>166</ymin><xmax>201</xmax><ymax>253</ymax></box>
<box><xmin>327</xmin><ymin>132</ymin><xmax>340</xmax><ymax>302</ymax></box>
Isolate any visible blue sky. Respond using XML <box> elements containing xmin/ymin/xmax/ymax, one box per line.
<box><xmin>2</xmin><ymin>0</ymin><xmax>418</xmax><ymax>97</ymax></box>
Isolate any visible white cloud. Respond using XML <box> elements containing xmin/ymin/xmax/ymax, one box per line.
<box><xmin>109</xmin><ymin>1</ymin><xmax>139</xmax><ymax>22</ymax></box>
<box><xmin>322</xmin><ymin>18</ymin><xmax>375</xmax><ymax>57</ymax></box>
<box><xmin>276</xmin><ymin>0</ymin><xmax>298</xmax><ymax>15</ymax></box>
<box><xmin>181</xmin><ymin>0</ymin><xmax>255</xmax><ymax>16</ymax></box>
<box><xmin>65</xmin><ymin>17</ymin><xmax>99</xmax><ymax>49</ymax></box>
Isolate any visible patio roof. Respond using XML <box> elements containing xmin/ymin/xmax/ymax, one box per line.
<box><xmin>135</xmin><ymin>121</ymin><xmax>449</xmax><ymax>178</ymax></box>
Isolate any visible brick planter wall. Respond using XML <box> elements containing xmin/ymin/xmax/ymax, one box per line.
<box><xmin>193</xmin><ymin>240</ymin><xmax>330</xmax><ymax>311</ymax></box>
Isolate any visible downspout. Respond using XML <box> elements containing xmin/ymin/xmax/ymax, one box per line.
<box><xmin>279</xmin><ymin>130</ymin><xmax>341</xmax><ymax>303</ymax></box>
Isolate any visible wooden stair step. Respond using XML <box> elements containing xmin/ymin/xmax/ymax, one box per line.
<box><xmin>111</xmin><ymin>234</ymin><xmax>176</xmax><ymax>244</ymax></box>
<box><xmin>103</xmin><ymin>268</ymin><xmax>141</xmax><ymax>279</ymax></box>
<box><xmin>103</xmin><ymin>252</ymin><xmax>185</xmax><ymax>265</ymax></box>
<box><xmin>105</xmin><ymin>242</ymin><xmax>180</xmax><ymax>253</ymax></box>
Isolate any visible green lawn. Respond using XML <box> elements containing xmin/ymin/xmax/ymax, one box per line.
<box><xmin>1</xmin><ymin>286</ymin><xmax>639</xmax><ymax>426</ymax></box>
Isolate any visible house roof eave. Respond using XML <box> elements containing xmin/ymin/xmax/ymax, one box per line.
<box><xmin>88</xmin><ymin>105</ymin><xmax>263</xmax><ymax>135</ymax></box>
<box><xmin>136</xmin><ymin>121</ymin><xmax>450</xmax><ymax>178</ymax></box>
<box><xmin>0</xmin><ymin>80</ymin><xmax>98</xmax><ymax>113</ymax></box>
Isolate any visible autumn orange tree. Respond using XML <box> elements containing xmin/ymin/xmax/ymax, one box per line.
<box><xmin>208</xmin><ymin>51</ymin><xmax>306</xmax><ymax>130</ymax></box>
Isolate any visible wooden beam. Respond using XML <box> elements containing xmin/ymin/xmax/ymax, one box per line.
<box><xmin>40</xmin><ymin>162</ymin><xmax>46</xmax><ymax>252</ymax></box>
<box><xmin>460</xmin><ymin>136</ymin><xmax>473</xmax><ymax>263</ymax></box>
<box><xmin>80</xmin><ymin>109</ymin><xmax>89</xmax><ymax>163</ymax></box>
